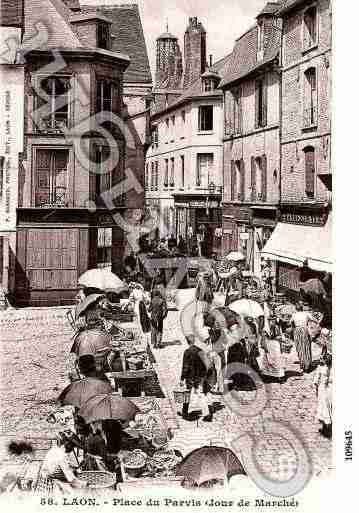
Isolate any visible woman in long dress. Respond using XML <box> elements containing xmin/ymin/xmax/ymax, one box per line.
<box><xmin>259</xmin><ymin>316</ymin><xmax>286</xmax><ymax>383</ymax></box>
<box><xmin>129</xmin><ymin>283</ymin><xmax>151</xmax><ymax>344</ymax></box>
<box><xmin>291</xmin><ymin>302</ymin><xmax>315</xmax><ymax>373</ymax></box>
<box><xmin>314</xmin><ymin>352</ymin><xmax>332</xmax><ymax>438</ymax></box>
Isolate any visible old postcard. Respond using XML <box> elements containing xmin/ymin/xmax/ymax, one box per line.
<box><xmin>0</xmin><ymin>0</ymin><xmax>352</xmax><ymax>512</ymax></box>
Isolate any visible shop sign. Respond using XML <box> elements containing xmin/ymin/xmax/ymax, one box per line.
<box><xmin>189</xmin><ymin>200</ymin><xmax>219</xmax><ymax>208</ymax></box>
<box><xmin>281</xmin><ymin>212</ymin><xmax>327</xmax><ymax>226</ymax></box>
<box><xmin>236</xmin><ymin>210</ymin><xmax>251</xmax><ymax>223</ymax></box>
<box><xmin>98</xmin><ymin>213</ymin><xmax>115</xmax><ymax>226</ymax></box>
<box><xmin>223</xmin><ymin>229</ymin><xmax>233</xmax><ymax>235</ymax></box>
<box><xmin>240</xmin><ymin>233</ymin><xmax>249</xmax><ymax>240</ymax></box>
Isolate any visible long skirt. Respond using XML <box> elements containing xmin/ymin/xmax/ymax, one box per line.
<box><xmin>293</xmin><ymin>327</ymin><xmax>312</xmax><ymax>371</ymax></box>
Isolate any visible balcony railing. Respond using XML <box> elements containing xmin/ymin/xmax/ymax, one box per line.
<box><xmin>303</xmin><ymin>106</ymin><xmax>317</xmax><ymax>128</ymax></box>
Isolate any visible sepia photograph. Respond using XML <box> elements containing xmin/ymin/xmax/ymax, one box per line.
<box><xmin>0</xmin><ymin>0</ymin><xmax>339</xmax><ymax>510</ymax></box>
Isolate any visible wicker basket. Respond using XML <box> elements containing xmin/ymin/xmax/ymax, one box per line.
<box><xmin>173</xmin><ymin>389</ymin><xmax>190</xmax><ymax>405</ymax></box>
<box><xmin>76</xmin><ymin>471</ymin><xmax>116</xmax><ymax>489</ymax></box>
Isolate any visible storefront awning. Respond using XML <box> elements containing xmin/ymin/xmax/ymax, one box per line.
<box><xmin>261</xmin><ymin>214</ymin><xmax>332</xmax><ymax>273</ymax></box>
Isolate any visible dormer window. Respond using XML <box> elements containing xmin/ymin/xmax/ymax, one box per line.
<box><xmin>97</xmin><ymin>22</ymin><xmax>110</xmax><ymax>50</ymax></box>
<box><xmin>303</xmin><ymin>5</ymin><xmax>318</xmax><ymax>51</ymax></box>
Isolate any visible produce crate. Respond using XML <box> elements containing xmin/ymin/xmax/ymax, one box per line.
<box><xmin>76</xmin><ymin>471</ymin><xmax>116</xmax><ymax>489</ymax></box>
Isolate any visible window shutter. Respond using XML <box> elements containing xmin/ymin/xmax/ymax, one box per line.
<box><xmin>239</xmin><ymin>159</ymin><xmax>245</xmax><ymax>201</ymax></box>
<box><xmin>198</xmin><ymin>107</ymin><xmax>201</xmax><ymax>131</ymax></box>
<box><xmin>262</xmin><ymin>77</ymin><xmax>268</xmax><ymax>127</ymax></box>
<box><xmin>255</xmin><ymin>81</ymin><xmax>259</xmax><ymax>128</ymax></box>
<box><xmin>261</xmin><ymin>154</ymin><xmax>267</xmax><ymax>202</ymax></box>
<box><xmin>251</xmin><ymin>156</ymin><xmax>256</xmax><ymax>201</ymax></box>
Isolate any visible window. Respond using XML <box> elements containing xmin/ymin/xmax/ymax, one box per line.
<box><xmin>230</xmin><ymin>161</ymin><xmax>237</xmax><ymax>201</ymax></box>
<box><xmin>37</xmin><ymin>76</ymin><xmax>70</xmax><ymax>131</ymax></box>
<box><xmin>34</xmin><ymin>148</ymin><xmax>69</xmax><ymax>207</ymax></box>
<box><xmin>165</xmin><ymin>118</ymin><xmax>169</xmax><ymax>129</ymax></box>
<box><xmin>304</xmin><ymin>146</ymin><xmax>315</xmax><ymax>198</ymax></box>
<box><xmin>237</xmin><ymin>159</ymin><xmax>245</xmax><ymax>201</ymax></box>
<box><xmin>251</xmin><ymin>155</ymin><xmax>267</xmax><ymax>201</ymax></box>
<box><xmin>97</xmin><ymin>228</ymin><xmax>112</xmax><ymax>269</ymax></box>
<box><xmin>152</xmin><ymin>125</ymin><xmax>159</xmax><ymax>147</ymax></box>
<box><xmin>155</xmin><ymin>161</ymin><xmax>159</xmax><ymax>190</ymax></box>
<box><xmin>203</xmin><ymin>79</ymin><xmax>213</xmax><ymax>92</ymax></box>
<box><xmin>181</xmin><ymin>155</ymin><xmax>185</xmax><ymax>188</ymax></box>
<box><xmin>303</xmin><ymin>6</ymin><xmax>317</xmax><ymax>51</ymax></box>
<box><xmin>164</xmin><ymin>159</ymin><xmax>169</xmax><ymax>187</ymax></box>
<box><xmin>255</xmin><ymin>78</ymin><xmax>267</xmax><ymax>128</ymax></box>
<box><xmin>181</xmin><ymin>110</ymin><xmax>186</xmax><ymax>124</ymax></box>
<box><xmin>232</xmin><ymin>87</ymin><xmax>242</xmax><ymax>134</ymax></box>
<box><xmin>196</xmin><ymin>153</ymin><xmax>213</xmax><ymax>186</ymax></box>
<box><xmin>170</xmin><ymin>157</ymin><xmax>175</xmax><ymax>187</ymax></box>
<box><xmin>171</xmin><ymin>115</ymin><xmax>175</xmax><ymax>126</ymax></box>
<box><xmin>97</xmin><ymin>22</ymin><xmax>110</xmax><ymax>50</ymax></box>
<box><xmin>145</xmin><ymin>163</ymin><xmax>149</xmax><ymax>190</ymax></box>
<box><xmin>303</xmin><ymin>67</ymin><xmax>317</xmax><ymax>127</ymax></box>
<box><xmin>257</xmin><ymin>20</ymin><xmax>264</xmax><ymax>56</ymax></box>
<box><xmin>151</xmin><ymin>162</ymin><xmax>154</xmax><ymax>190</ymax></box>
<box><xmin>96</xmin><ymin>79</ymin><xmax>112</xmax><ymax>113</ymax></box>
<box><xmin>198</xmin><ymin>105</ymin><xmax>213</xmax><ymax>131</ymax></box>
<box><xmin>94</xmin><ymin>145</ymin><xmax>111</xmax><ymax>205</ymax></box>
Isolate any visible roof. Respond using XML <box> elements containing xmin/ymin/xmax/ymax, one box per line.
<box><xmin>256</xmin><ymin>2</ymin><xmax>282</xmax><ymax>18</ymax></box>
<box><xmin>151</xmin><ymin>53</ymin><xmax>232</xmax><ymax>118</ymax></box>
<box><xmin>62</xmin><ymin>0</ymin><xmax>81</xmax><ymax>9</ymax></box>
<box><xmin>276</xmin><ymin>0</ymin><xmax>305</xmax><ymax>15</ymax></box>
<box><xmin>157</xmin><ymin>32</ymin><xmax>178</xmax><ymax>40</ymax></box>
<box><xmin>219</xmin><ymin>19</ymin><xmax>281</xmax><ymax>88</ymax></box>
<box><xmin>70</xmin><ymin>12</ymin><xmax>112</xmax><ymax>24</ymax></box>
<box><xmin>81</xmin><ymin>4</ymin><xmax>152</xmax><ymax>84</ymax></box>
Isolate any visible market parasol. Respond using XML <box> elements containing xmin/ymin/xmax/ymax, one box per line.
<box><xmin>57</xmin><ymin>377</ymin><xmax>112</xmax><ymax>409</ymax></box>
<box><xmin>225</xmin><ymin>251</ymin><xmax>245</xmax><ymax>262</ymax></box>
<box><xmin>228</xmin><ymin>298</ymin><xmax>264</xmax><ymax>318</ymax></box>
<box><xmin>70</xmin><ymin>329</ymin><xmax>112</xmax><ymax>356</ymax></box>
<box><xmin>78</xmin><ymin>394</ymin><xmax>140</xmax><ymax>424</ymax></box>
<box><xmin>299</xmin><ymin>278</ymin><xmax>327</xmax><ymax>296</ymax></box>
<box><xmin>78</xmin><ymin>269</ymin><xmax>126</xmax><ymax>293</ymax></box>
<box><xmin>175</xmin><ymin>446</ymin><xmax>246</xmax><ymax>485</ymax></box>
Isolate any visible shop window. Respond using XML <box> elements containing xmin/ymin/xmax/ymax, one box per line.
<box><xmin>304</xmin><ymin>146</ymin><xmax>315</xmax><ymax>198</ymax></box>
<box><xmin>255</xmin><ymin>77</ymin><xmax>267</xmax><ymax>128</ymax></box>
<box><xmin>198</xmin><ymin>105</ymin><xmax>213</xmax><ymax>131</ymax></box>
<box><xmin>36</xmin><ymin>76</ymin><xmax>70</xmax><ymax>132</ymax></box>
<box><xmin>34</xmin><ymin>148</ymin><xmax>69</xmax><ymax>207</ymax></box>
<box><xmin>303</xmin><ymin>5</ymin><xmax>317</xmax><ymax>51</ymax></box>
<box><xmin>97</xmin><ymin>227</ymin><xmax>112</xmax><ymax>269</ymax></box>
<box><xmin>303</xmin><ymin>67</ymin><xmax>317</xmax><ymax>128</ymax></box>
<box><xmin>170</xmin><ymin>157</ymin><xmax>175</xmax><ymax>187</ymax></box>
<box><xmin>164</xmin><ymin>159</ymin><xmax>169</xmax><ymax>187</ymax></box>
<box><xmin>97</xmin><ymin>22</ymin><xmax>110</xmax><ymax>50</ymax></box>
<box><xmin>196</xmin><ymin>153</ymin><xmax>213</xmax><ymax>186</ymax></box>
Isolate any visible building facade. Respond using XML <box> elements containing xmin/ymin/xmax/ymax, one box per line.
<box><xmin>146</xmin><ymin>18</ymin><xmax>228</xmax><ymax>257</ymax></box>
<box><xmin>1</xmin><ymin>0</ymin><xmax>148</xmax><ymax>306</ymax></box>
<box><xmin>220</xmin><ymin>3</ymin><xmax>282</xmax><ymax>277</ymax></box>
<box><xmin>262</xmin><ymin>0</ymin><xmax>332</xmax><ymax>295</ymax></box>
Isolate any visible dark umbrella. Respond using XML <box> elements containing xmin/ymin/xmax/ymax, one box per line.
<box><xmin>75</xmin><ymin>293</ymin><xmax>106</xmax><ymax>318</ymax></box>
<box><xmin>70</xmin><ymin>329</ymin><xmax>112</xmax><ymax>356</ymax></box>
<box><xmin>57</xmin><ymin>377</ymin><xmax>112</xmax><ymax>409</ymax></box>
<box><xmin>78</xmin><ymin>394</ymin><xmax>140</xmax><ymax>424</ymax></box>
<box><xmin>175</xmin><ymin>446</ymin><xmax>245</xmax><ymax>485</ymax></box>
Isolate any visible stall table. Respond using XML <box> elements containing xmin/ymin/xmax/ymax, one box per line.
<box><xmin>107</xmin><ymin>370</ymin><xmax>158</xmax><ymax>397</ymax></box>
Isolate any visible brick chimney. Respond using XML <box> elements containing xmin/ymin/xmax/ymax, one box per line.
<box><xmin>183</xmin><ymin>17</ymin><xmax>206</xmax><ymax>89</ymax></box>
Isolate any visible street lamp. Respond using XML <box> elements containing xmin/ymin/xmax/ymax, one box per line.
<box><xmin>209</xmin><ymin>181</ymin><xmax>216</xmax><ymax>195</ymax></box>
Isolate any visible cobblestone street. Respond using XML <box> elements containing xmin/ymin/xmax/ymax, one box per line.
<box><xmin>0</xmin><ymin>299</ymin><xmax>331</xmax><ymax>484</ymax></box>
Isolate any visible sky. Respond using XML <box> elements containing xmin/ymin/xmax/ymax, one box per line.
<box><xmin>81</xmin><ymin>0</ymin><xmax>267</xmax><ymax>77</ymax></box>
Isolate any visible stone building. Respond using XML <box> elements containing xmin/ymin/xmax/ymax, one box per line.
<box><xmin>146</xmin><ymin>18</ymin><xmax>229</xmax><ymax>257</ymax></box>
<box><xmin>262</xmin><ymin>0</ymin><xmax>332</xmax><ymax>294</ymax></box>
<box><xmin>0</xmin><ymin>0</ymin><xmax>149</xmax><ymax>306</ymax></box>
<box><xmin>220</xmin><ymin>2</ymin><xmax>282</xmax><ymax>276</ymax></box>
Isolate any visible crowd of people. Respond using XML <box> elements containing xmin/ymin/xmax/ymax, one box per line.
<box><xmin>176</xmin><ymin>262</ymin><xmax>333</xmax><ymax>439</ymax></box>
